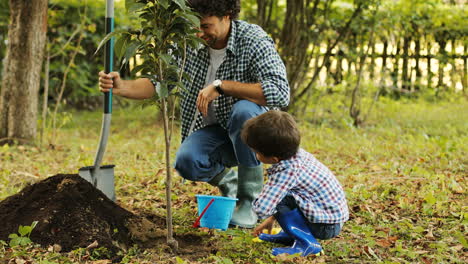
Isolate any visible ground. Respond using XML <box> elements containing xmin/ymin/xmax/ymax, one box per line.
<box><xmin>0</xmin><ymin>97</ymin><xmax>466</xmax><ymax>263</ymax></box>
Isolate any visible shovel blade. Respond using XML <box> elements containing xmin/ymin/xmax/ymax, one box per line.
<box><xmin>78</xmin><ymin>164</ymin><xmax>115</xmax><ymax>201</ymax></box>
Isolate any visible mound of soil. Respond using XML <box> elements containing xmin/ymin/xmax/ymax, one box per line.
<box><xmin>0</xmin><ymin>174</ymin><xmax>215</xmax><ymax>261</ymax></box>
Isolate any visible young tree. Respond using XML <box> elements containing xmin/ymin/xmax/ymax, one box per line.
<box><xmin>100</xmin><ymin>0</ymin><xmax>201</xmax><ymax>250</ymax></box>
<box><xmin>0</xmin><ymin>0</ymin><xmax>48</xmax><ymax>144</ymax></box>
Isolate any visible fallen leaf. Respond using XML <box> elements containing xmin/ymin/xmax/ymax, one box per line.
<box><xmin>376</xmin><ymin>239</ymin><xmax>392</xmax><ymax>248</ymax></box>
<box><xmin>421</xmin><ymin>257</ymin><xmax>432</xmax><ymax>264</ymax></box>
<box><xmin>414</xmin><ymin>250</ymin><xmax>429</xmax><ymax>254</ymax></box>
<box><xmin>451</xmin><ymin>245</ymin><xmax>463</xmax><ymax>251</ymax></box>
<box><xmin>91</xmin><ymin>260</ymin><xmax>112</xmax><ymax>264</ymax></box>
<box><xmin>86</xmin><ymin>240</ymin><xmax>99</xmax><ymax>249</ymax></box>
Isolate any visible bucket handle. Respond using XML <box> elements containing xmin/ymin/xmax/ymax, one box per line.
<box><xmin>193</xmin><ymin>198</ymin><xmax>215</xmax><ymax>228</ymax></box>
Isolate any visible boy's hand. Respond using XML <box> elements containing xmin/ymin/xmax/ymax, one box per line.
<box><xmin>252</xmin><ymin>216</ymin><xmax>275</xmax><ymax>237</ymax></box>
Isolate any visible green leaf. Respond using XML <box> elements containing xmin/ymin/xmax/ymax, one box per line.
<box><xmin>181</xmin><ymin>13</ymin><xmax>200</xmax><ymax>27</ymax></box>
<box><xmin>156</xmin><ymin>82</ymin><xmax>169</xmax><ymax>99</ymax></box>
<box><xmin>95</xmin><ymin>30</ymin><xmax>125</xmax><ymax>56</ymax></box>
<box><xmin>9</xmin><ymin>238</ymin><xmax>19</xmax><ymax>247</ymax></box>
<box><xmin>115</xmin><ymin>34</ymin><xmax>131</xmax><ymax>62</ymax></box>
<box><xmin>18</xmin><ymin>225</ymin><xmax>31</xmax><ymax>237</ymax></box>
<box><xmin>124</xmin><ymin>41</ymin><xmax>141</xmax><ymax>63</ymax></box>
<box><xmin>175</xmin><ymin>256</ymin><xmax>186</xmax><ymax>264</ymax></box>
<box><xmin>159</xmin><ymin>54</ymin><xmax>173</xmax><ymax>65</ymax></box>
<box><xmin>455</xmin><ymin>232</ymin><xmax>468</xmax><ymax>248</ymax></box>
<box><xmin>159</xmin><ymin>0</ymin><xmax>170</xmax><ymax>9</ymax></box>
<box><xmin>18</xmin><ymin>237</ymin><xmax>32</xmax><ymax>246</ymax></box>
<box><xmin>173</xmin><ymin>0</ymin><xmax>186</xmax><ymax>9</ymax></box>
<box><xmin>8</xmin><ymin>233</ymin><xmax>18</xmax><ymax>239</ymax></box>
<box><xmin>127</xmin><ymin>1</ymin><xmax>146</xmax><ymax>13</ymax></box>
<box><xmin>30</xmin><ymin>221</ymin><xmax>38</xmax><ymax>232</ymax></box>
<box><xmin>424</xmin><ymin>192</ymin><xmax>436</xmax><ymax>205</ymax></box>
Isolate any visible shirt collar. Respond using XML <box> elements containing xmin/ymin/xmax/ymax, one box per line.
<box><xmin>267</xmin><ymin>149</ymin><xmax>304</xmax><ymax>175</ymax></box>
<box><xmin>225</xmin><ymin>20</ymin><xmax>238</xmax><ymax>56</ymax></box>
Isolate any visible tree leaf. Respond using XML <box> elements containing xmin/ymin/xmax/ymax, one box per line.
<box><xmin>125</xmin><ymin>0</ymin><xmax>146</xmax><ymax>12</ymax></box>
<box><xmin>95</xmin><ymin>30</ymin><xmax>126</xmax><ymax>56</ymax></box>
<box><xmin>157</xmin><ymin>82</ymin><xmax>169</xmax><ymax>99</ymax></box>
<box><xmin>114</xmin><ymin>34</ymin><xmax>131</xmax><ymax>62</ymax></box>
<box><xmin>124</xmin><ymin>41</ymin><xmax>141</xmax><ymax>64</ymax></box>
<box><xmin>172</xmin><ymin>0</ymin><xmax>186</xmax><ymax>9</ymax></box>
<box><xmin>181</xmin><ymin>13</ymin><xmax>200</xmax><ymax>27</ymax></box>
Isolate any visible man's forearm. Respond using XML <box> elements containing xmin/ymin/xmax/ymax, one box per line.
<box><xmin>221</xmin><ymin>80</ymin><xmax>266</xmax><ymax>106</ymax></box>
<box><xmin>119</xmin><ymin>78</ymin><xmax>155</xmax><ymax>100</ymax></box>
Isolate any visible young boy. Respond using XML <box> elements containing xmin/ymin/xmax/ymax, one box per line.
<box><xmin>240</xmin><ymin>110</ymin><xmax>349</xmax><ymax>257</ymax></box>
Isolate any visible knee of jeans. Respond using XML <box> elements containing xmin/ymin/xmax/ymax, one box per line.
<box><xmin>311</xmin><ymin>224</ymin><xmax>341</xmax><ymax>240</ymax></box>
<box><xmin>229</xmin><ymin>100</ymin><xmax>263</xmax><ymax>128</ymax></box>
<box><xmin>174</xmin><ymin>149</ymin><xmax>197</xmax><ymax>180</ymax></box>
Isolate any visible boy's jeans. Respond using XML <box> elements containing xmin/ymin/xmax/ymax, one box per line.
<box><xmin>174</xmin><ymin>100</ymin><xmax>266</xmax><ymax>182</ymax></box>
<box><xmin>275</xmin><ymin>195</ymin><xmax>342</xmax><ymax>240</ymax></box>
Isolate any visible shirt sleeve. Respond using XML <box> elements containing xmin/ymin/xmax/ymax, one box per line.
<box><xmin>250</xmin><ymin>37</ymin><xmax>290</xmax><ymax>108</ymax></box>
<box><xmin>253</xmin><ymin>169</ymin><xmax>298</xmax><ymax>220</ymax></box>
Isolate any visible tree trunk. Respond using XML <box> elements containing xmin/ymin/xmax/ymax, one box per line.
<box><xmin>379</xmin><ymin>40</ymin><xmax>388</xmax><ymax>95</ymax></box>
<box><xmin>0</xmin><ymin>0</ymin><xmax>48</xmax><ymax>144</ymax></box>
<box><xmin>437</xmin><ymin>40</ymin><xmax>447</xmax><ymax>91</ymax></box>
<box><xmin>391</xmin><ymin>38</ymin><xmax>401</xmax><ymax>96</ymax></box>
<box><xmin>369</xmin><ymin>43</ymin><xmax>375</xmax><ymax>81</ymax></box>
<box><xmin>414</xmin><ymin>38</ymin><xmax>421</xmax><ymax>91</ymax></box>
<box><xmin>427</xmin><ymin>36</ymin><xmax>432</xmax><ymax>90</ymax></box>
<box><xmin>449</xmin><ymin>39</ymin><xmax>457</xmax><ymax>91</ymax></box>
<box><xmin>401</xmin><ymin>36</ymin><xmax>411</xmax><ymax>91</ymax></box>
<box><xmin>463</xmin><ymin>43</ymin><xmax>467</xmax><ymax>94</ymax></box>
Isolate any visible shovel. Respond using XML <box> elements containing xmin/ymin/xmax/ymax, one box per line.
<box><xmin>79</xmin><ymin>0</ymin><xmax>115</xmax><ymax>201</ymax></box>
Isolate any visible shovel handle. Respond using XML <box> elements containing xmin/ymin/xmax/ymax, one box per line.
<box><xmin>92</xmin><ymin>0</ymin><xmax>114</xmax><ymax>176</ymax></box>
<box><xmin>104</xmin><ymin>0</ymin><xmax>114</xmax><ymax>114</ymax></box>
<box><xmin>193</xmin><ymin>198</ymin><xmax>215</xmax><ymax>228</ymax></box>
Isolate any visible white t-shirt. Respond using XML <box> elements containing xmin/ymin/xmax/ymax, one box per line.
<box><xmin>203</xmin><ymin>47</ymin><xmax>227</xmax><ymax>125</ymax></box>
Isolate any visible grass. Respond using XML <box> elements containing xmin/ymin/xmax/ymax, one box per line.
<box><xmin>1</xmin><ymin>96</ymin><xmax>467</xmax><ymax>263</ymax></box>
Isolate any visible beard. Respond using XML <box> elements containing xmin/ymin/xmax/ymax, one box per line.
<box><xmin>203</xmin><ymin>36</ymin><xmax>218</xmax><ymax>48</ymax></box>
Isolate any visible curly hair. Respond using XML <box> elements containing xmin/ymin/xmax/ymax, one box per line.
<box><xmin>188</xmin><ymin>0</ymin><xmax>241</xmax><ymax>20</ymax></box>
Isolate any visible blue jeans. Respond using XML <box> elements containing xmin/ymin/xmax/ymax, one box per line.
<box><xmin>275</xmin><ymin>195</ymin><xmax>342</xmax><ymax>240</ymax></box>
<box><xmin>174</xmin><ymin>100</ymin><xmax>266</xmax><ymax>182</ymax></box>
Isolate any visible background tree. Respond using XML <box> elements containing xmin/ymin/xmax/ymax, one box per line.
<box><xmin>0</xmin><ymin>0</ymin><xmax>48</xmax><ymax>144</ymax></box>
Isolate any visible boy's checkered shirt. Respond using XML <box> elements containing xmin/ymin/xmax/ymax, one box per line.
<box><xmin>253</xmin><ymin>148</ymin><xmax>349</xmax><ymax>224</ymax></box>
<box><xmin>155</xmin><ymin>20</ymin><xmax>289</xmax><ymax>141</ymax></box>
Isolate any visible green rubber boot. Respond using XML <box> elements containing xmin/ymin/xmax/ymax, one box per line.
<box><xmin>229</xmin><ymin>165</ymin><xmax>263</xmax><ymax>228</ymax></box>
<box><xmin>208</xmin><ymin>168</ymin><xmax>238</xmax><ymax>198</ymax></box>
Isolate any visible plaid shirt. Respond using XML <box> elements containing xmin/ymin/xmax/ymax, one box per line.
<box><xmin>177</xmin><ymin>20</ymin><xmax>290</xmax><ymax>141</ymax></box>
<box><xmin>253</xmin><ymin>149</ymin><xmax>349</xmax><ymax>224</ymax></box>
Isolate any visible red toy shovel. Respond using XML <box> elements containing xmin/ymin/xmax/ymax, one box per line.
<box><xmin>193</xmin><ymin>198</ymin><xmax>215</xmax><ymax>228</ymax></box>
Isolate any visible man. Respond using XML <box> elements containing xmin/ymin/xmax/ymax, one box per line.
<box><xmin>99</xmin><ymin>0</ymin><xmax>289</xmax><ymax>228</ymax></box>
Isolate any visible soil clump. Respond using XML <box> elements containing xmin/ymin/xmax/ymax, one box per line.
<box><xmin>0</xmin><ymin>174</ymin><xmax>215</xmax><ymax>261</ymax></box>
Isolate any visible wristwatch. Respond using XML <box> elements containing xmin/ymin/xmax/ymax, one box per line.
<box><xmin>213</xmin><ymin>79</ymin><xmax>224</xmax><ymax>95</ymax></box>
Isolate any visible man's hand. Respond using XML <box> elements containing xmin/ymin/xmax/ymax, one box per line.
<box><xmin>196</xmin><ymin>84</ymin><xmax>220</xmax><ymax>116</ymax></box>
<box><xmin>252</xmin><ymin>216</ymin><xmax>275</xmax><ymax>237</ymax></box>
<box><xmin>98</xmin><ymin>71</ymin><xmax>155</xmax><ymax>99</ymax></box>
<box><xmin>99</xmin><ymin>71</ymin><xmax>125</xmax><ymax>96</ymax></box>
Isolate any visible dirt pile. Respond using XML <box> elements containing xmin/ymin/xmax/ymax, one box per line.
<box><xmin>0</xmin><ymin>174</ymin><xmax>165</xmax><ymax>255</ymax></box>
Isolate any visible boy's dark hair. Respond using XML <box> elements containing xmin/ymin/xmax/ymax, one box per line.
<box><xmin>241</xmin><ymin>110</ymin><xmax>300</xmax><ymax>160</ymax></box>
<box><xmin>188</xmin><ymin>0</ymin><xmax>240</xmax><ymax>20</ymax></box>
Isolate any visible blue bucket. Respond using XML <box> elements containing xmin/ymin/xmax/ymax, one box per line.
<box><xmin>196</xmin><ymin>195</ymin><xmax>237</xmax><ymax>231</ymax></box>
